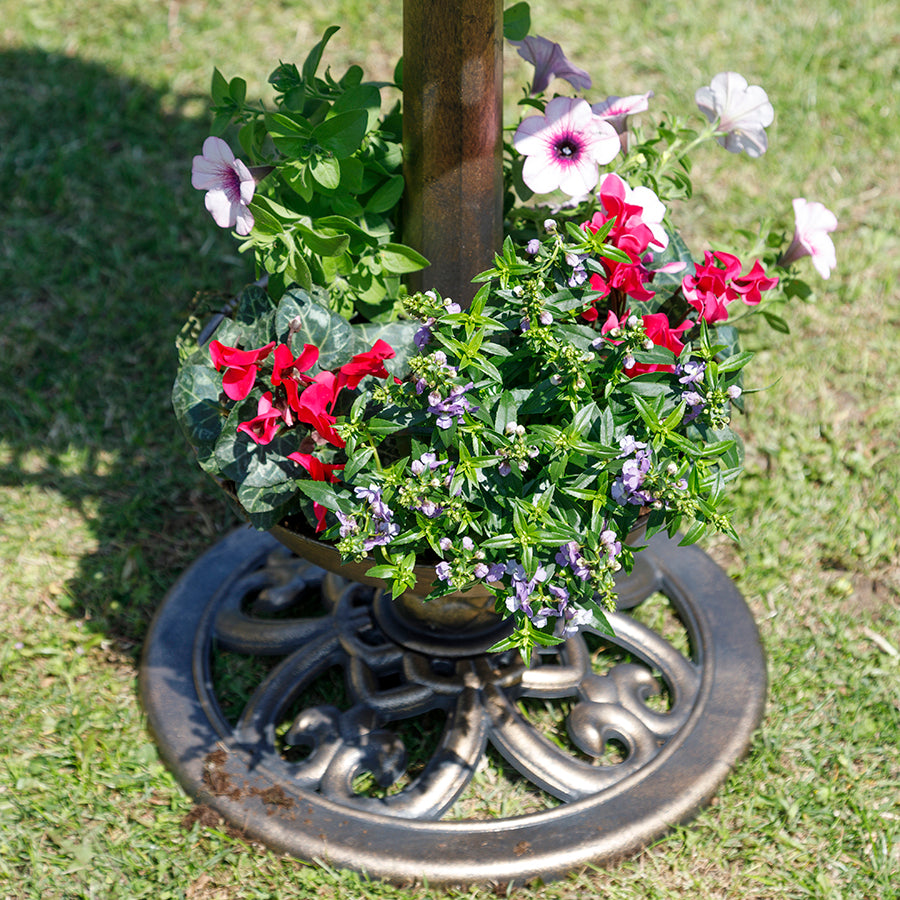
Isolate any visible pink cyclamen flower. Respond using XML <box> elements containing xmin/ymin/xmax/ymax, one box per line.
<box><xmin>191</xmin><ymin>136</ymin><xmax>256</xmax><ymax>235</ymax></box>
<box><xmin>510</xmin><ymin>35</ymin><xmax>592</xmax><ymax>95</ymax></box>
<box><xmin>272</xmin><ymin>342</ymin><xmax>319</xmax><ymax>412</ymax></box>
<box><xmin>336</xmin><ymin>339</ymin><xmax>396</xmax><ymax>391</ymax></box>
<box><xmin>237</xmin><ymin>392</ymin><xmax>283</xmax><ymax>445</ymax></box>
<box><xmin>209</xmin><ymin>340</ymin><xmax>276</xmax><ymax>401</ymax></box>
<box><xmin>514</xmin><ymin>97</ymin><xmax>620</xmax><ymax>197</ymax></box>
<box><xmin>695</xmin><ymin>72</ymin><xmax>774</xmax><ymax>158</ymax></box>
<box><xmin>778</xmin><ymin>198</ymin><xmax>838</xmax><ymax>279</ymax></box>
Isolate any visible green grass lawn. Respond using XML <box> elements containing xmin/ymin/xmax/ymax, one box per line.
<box><xmin>1</xmin><ymin>0</ymin><xmax>898</xmax><ymax>897</ymax></box>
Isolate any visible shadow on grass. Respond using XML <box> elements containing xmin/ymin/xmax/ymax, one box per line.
<box><xmin>0</xmin><ymin>47</ymin><xmax>249</xmax><ymax>652</ymax></box>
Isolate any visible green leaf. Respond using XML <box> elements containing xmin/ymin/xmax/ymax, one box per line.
<box><xmin>171</xmin><ymin>363</ymin><xmax>224</xmax><ymax>473</ymax></box>
<box><xmin>647</xmin><ymin>229</ymin><xmax>695</xmax><ymax>291</ymax></box>
<box><xmin>493</xmin><ymin>391</ymin><xmax>518</xmax><ymax>434</ymax></box>
<box><xmin>679</xmin><ymin>519</ymin><xmax>708</xmax><ymax>545</ymax></box>
<box><xmin>313</xmin><ymin>109</ymin><xmax>368</xmax><ymax>158</ymax></box>
<box><xmin>211</xmin><ymin>68</ymin><xmax>230</xmax><ymax>105</ymax></box>
<box><xmin>503</xmin><ymin>2</ymin><xmax>531</xmax><ymax>40</ymax></box>
<box><xmin>295</xmin><ymin>223</ymin><xmax>350</xmax><ymax>257</ymax></box>
<box><xmin>330</xmin><ymin>83</ymin><xmax>382</xmax><ymax>131</ymax></box>
<box><xmin>480</xmin><ymin>533</ymin><xmax>516</xmax><ymax>549</ymax></box>
<box><xmin>266</xmin><ymin>112</ymin><xmax>313</xmax><ymax>157</ymax></box>
<box><xmin>342</xmin><ymin>445</ymin><xmax>375</xmax><ymax>482</ymax></box>
<box><xmin>283</xmin><ymin>249</ymin><xmax>313</xmax><ymax>291</ymax></box>
<box><xmin>570</xmin><ymin>401</ymin><xmax>599</xmax><ymax>438</ymax></box>
<box><xmin>661</xmin><ymin>400</ymin><xmax>687</xmax><ymax>431</ymax></box>
<box><xmin>302</xmin><ymin>25</ymin><xmax>340</xmax><ymax>83</ymax></box>
<box><xmin>246</xmin><ymin>197</ymin><xmax>285</xmax><ymax>235</ymax></box>
<box><xmin>365</xmin><ymin>174</ymin><xmax>405</xmax><ymax>214</ymax></box>
<box><xmin>338</xmin><ymin>156</ymin><xmax>365</xmax><ymax>193</ymax></box>
<box><xmin>716</xmin><ymin>350</ymin><xmax>754</xmax><ymax>373</ymax></box>
<box><xmin>275</xmin><ymin>289</ymin><xmax>354</xmax><ymax>370</ymax></box>
<box><xmin>308</xmin><ymin>154</ymin><xmax>341</xmax><ymax>190</ymax></box>
<box><xmin>763</xmin><ymin>310</ymin><xmax>791</xmax><ymax>334</ymax></box>
<box><xmin>315</xmin><ymin>215</ymin><xmax>380</xmax><ymax>247</ymax></box>
<box><xmin>295</xmin><ymin>479</ymin><xmax>355</xmax><ymax>513</ymax></box>
<box><xmin>236</xmin><ymin>481</ymin><xmax>299</xmax><ymax>529</ymax></box>
<box><xmin>229</xmin><ymin>76</ymin><xmax>247</xmax><ymax>106</ymax></box>
<box><xmin>380</xmin><ymin>242</ymin><xmax>430</xmax><ymax>274</ymax></box>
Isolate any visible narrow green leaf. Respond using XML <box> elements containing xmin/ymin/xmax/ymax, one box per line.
<box><xmin>301</xmin><ymin>25</ymin><xmax>340</xmax><ymax>83</ymax></box>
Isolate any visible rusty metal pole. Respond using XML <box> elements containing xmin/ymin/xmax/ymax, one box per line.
<box><xmin>402</xmin><ymin>0</ymin><xmax>504</xmax><ymax>306</ymax></box>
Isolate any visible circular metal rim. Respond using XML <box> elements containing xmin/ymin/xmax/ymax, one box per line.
<box><xmin>140</xmin><ymin>526</ymin><xmax>766</xmax><ymax>885</ymax></box>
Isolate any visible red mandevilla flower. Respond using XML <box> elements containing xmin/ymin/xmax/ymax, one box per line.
<box><xmin>682</xmin><ymin>251</ymin><xmax>777</xmax><ymax>323</ymax></box>
<box><xmin>209</xmin><ymin>340</ymin><xmax>276</xmax><ymax>401</ymax></box>
<box><xmin>731</xmin><ymin>260</ymin><xmax>779</xmax><ymax>306</ymax></box>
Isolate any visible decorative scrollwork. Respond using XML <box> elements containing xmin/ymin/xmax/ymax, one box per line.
<box><xmin>205</xmin><ymin>545</ymin><xmax>702</xmax><ymax>819</ymax></box>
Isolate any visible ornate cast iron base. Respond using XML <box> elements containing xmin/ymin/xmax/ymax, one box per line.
<box><xmin>140</xmin><ymin>527</ymin><xmax>766</xmax><ymax>885</ymax></box>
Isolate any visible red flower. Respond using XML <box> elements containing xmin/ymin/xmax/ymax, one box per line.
<box><xmin>209</xmin><ymin>340</ymin><xmax>276</xmax><ymax>401</ymax></box>
<box><xmin>236</xmin><ymin>392</ymin><xmax>283</xmax><ymax>444</ymax></box>
<box><xmin>682</xmin><ymin>251</ymin><xmax>776</xmax><ymax>322</ymax></box>
<box><xmin>641</xmin><ymin>313</ymin><xmax>691</xmax><ymax>374</ymax></box>
<box><xmin>336</xmin><ymin>339</ymin><xmax>396</xmax><ymax>391</ymax></box>
<box><xmin>731</xmin><ymin>260</ymin><xmax>779</xmax><ymax>306</ymax></box>
<box><xmin>292</xmin><ymin>372</ymin><xmax>345</xmax><ymax>448</ymax></box>
<box><xmin>286</xmin><ymin>451</ymin><xmax>345</xmax><ymax>531</ymax></box>
<box><xmin>272</xmin><ymin>342</ymin><xmax>319</xmax><ymax>410</ymax></box>
<box><xmin>580</xmin><ymin>177</ymin><xmax>660</xmax><ymax>319</ymax></box>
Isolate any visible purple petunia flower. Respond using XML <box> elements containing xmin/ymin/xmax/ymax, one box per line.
<box><xmin>513</xmin><ymin>97</ymin><xmax>619</xmax><ymax>197</ymax></box>
<box><xmin>695</xmin><ymin>72</ymin><xmax>774</xmax><ymax>158</ymax></box>
<box><xmin>191</xmin><ymin>136</ymin><xmax>257</xmax><ymax>235</ymax></box>
<box><xmin>510</xmin><ymin>35</ymin><xmax>592</xmax><ymax>95</ymax></box>
<box><xmin>592</xmin><ymin>92</ymin><xmax>653</xmax><ymax>133</ymax></box>
<box><xmin>778</xmin><ymin>198</ymin><xmax>838</xmax><ymax>279</ymax></box>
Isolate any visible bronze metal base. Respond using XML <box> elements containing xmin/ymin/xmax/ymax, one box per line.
<box><xmin>140</xmin><ymin>526</ymin><xmax>766</xmax><ymax>885</ymax></box>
